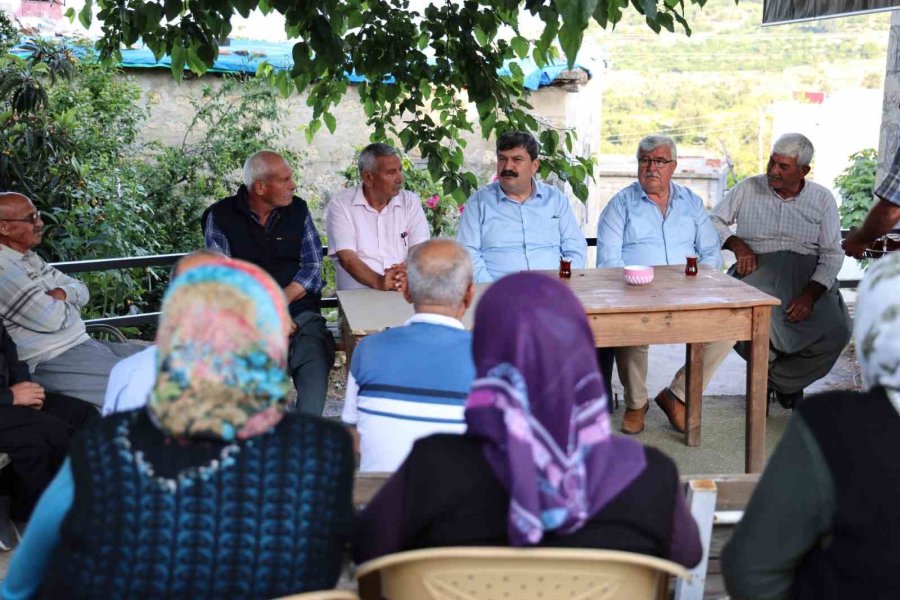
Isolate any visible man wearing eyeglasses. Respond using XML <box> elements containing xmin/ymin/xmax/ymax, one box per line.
<box><xmin>0</xmin><ymin>192</ymin><xmax>144</xmax><ymax>408</ymax></box>
<box><xmin>596</xmin><ymin>135</ymin><xmax>728</xmax><ymax>435</ymax></box>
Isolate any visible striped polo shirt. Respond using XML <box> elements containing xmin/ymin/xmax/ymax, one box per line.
<box><xmin>342</xmin><ymin>313</ymin><xmax>475</xmax><ymax>472</ymax></box>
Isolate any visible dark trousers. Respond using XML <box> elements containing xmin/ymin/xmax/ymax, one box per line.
<box><xmin>289</xmin><ymin>312</ymin><xmax>336</xmax><ymax>417</ymax></box>
<box><xmin>597</xmin><ymin>348</ymin><xmax>616</xmax><ymax>403</ymax></box>
<box><xmin>0</xmin><ymin>393</ymin><xmax>96</xmax><ymax>520</ymax></box>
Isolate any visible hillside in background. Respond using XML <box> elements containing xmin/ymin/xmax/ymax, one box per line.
<box><xmin>590</xmin><ymin>0</ymin><xmax>890</xmax><ymax>182</ymax></box>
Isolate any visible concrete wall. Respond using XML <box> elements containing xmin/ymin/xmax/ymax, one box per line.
<box><xmin>132</xmin><ymin>68</ymin><xmax>603</xmax><ymax>233</ymax></box>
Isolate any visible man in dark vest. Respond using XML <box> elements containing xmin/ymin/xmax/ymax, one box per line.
<box><xmin>202</xmin><ymin>150</ymin><xmax>335</xmax><ymax>416</ymax></box>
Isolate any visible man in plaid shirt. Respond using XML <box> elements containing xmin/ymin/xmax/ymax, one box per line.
<box><xmin>843</xmin><ymin>144</ymin><xmax>900</xmax><ymax>258</ymax></box>
<box><xmin>202</xmin><ymin>151</ymin><xmax>335</xmax><ymax>416</ymax></box>
<box><xmin>0</xmin><ymin>192</ymin><xmax>143</xmax><ymax>408</ymax></box>
<box><xmin>710</xmin><ymin>133</ymin><xmax>851</xmax><ymax>408</ymax></box>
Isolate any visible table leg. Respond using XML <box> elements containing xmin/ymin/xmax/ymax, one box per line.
<box><xmin>684</xmin><ymin>342</ymin><xmax>704</xmax><ymax>446</ymax></box>
<box><xmin>341</xmin><ymin>315</ymin><xmax>357</xmax><ymax>367</ymax></box>
<box><xmin>745</xmin><ymin>306</ymin><xmax>772</xmax><ymax>473</ymax></box>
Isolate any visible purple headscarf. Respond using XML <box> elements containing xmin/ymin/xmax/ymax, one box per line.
<box><xmin>465</xmin><ymin>272</ymin><xmax>647</xmax><ymax>546</ymax></box>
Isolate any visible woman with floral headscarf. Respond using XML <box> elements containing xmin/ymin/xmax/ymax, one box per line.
<box><xmin>2</xmin><ymin>259</ymin><xmax>354</xmax><ymax>600</ymax></box>
<box><xmin>354</xmin><ymin>272</ymin><xmax>702</xmax><ymax>566</ymax></box>
<box><xmin>723</xmin><ymin>251</ymin><xmax>900</xmax><ymax>600</ymax></box>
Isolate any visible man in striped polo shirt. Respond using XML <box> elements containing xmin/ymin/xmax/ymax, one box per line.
<box><xmin>342</xmin><ymin>239</ymin><xmax>476</xmax><ymax>472</ymax></box>
<box><xmin>0</xmin><ymin>192</ymin><xmax>144</xmax><ymax>408</ymax></box>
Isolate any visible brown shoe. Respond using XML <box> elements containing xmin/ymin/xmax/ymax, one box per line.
<box><xmin>621</xmin><ymin>404</ymin><xmax>650</xmax><ymax>435</ymax></box>
<box><xmin>654</xmin><ymin>389</ymin><xmax>686</xmax><ymax>433</ymax></box>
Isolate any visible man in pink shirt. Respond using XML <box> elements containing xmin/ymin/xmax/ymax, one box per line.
<box><xmin>326</xmin><ymin>144</ymin><xmax>430</xmax><ymax>290</ymax></box>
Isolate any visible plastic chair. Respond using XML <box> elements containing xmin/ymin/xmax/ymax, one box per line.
<box><xmin>270</xmin><ymin>590</ymin><xmax>360</xmax><ymax>600</ymax></box>
<box><xmin>355</xmin><ymin>547</ymin><xmax>691</xmax><ymax>600</ymax></box>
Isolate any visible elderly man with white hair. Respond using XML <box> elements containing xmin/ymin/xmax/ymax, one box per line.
<box><xmin>341</xmin><ymin>238</ymin><xmax>476</xmax><ymax>472</ymax></box>
<box><xmin>597</xmin><ymin>135</ymin><xmax>726</xmax><ymax>435</ymax></box>
<box><xmin>202</xmin><ymin>150</ymin><xmax>335</xmax><ymax>416</ymax></box>
<box><xmin>711</xmin><ymin>133</ymin><xmax>850</xmax><ymax>408</ymax></box>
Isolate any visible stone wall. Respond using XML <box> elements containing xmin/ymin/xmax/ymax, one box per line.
<box><xmin>132</xmin><ymin>68</ymin><xmax>603</xmax><ymax>234</ymax></box>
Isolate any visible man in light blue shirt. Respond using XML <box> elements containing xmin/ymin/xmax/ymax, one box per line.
<box><xmin>456</xmin><ymin>131</ymin><xmax>587</xmax><ymax>283</ymax></box>
<box><xmin>596</xmin><ymin>135</ymin><xmax>730</xmax><ymax>435</ymax></box>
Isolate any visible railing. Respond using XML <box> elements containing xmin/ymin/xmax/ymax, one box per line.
<box><xmin>51</xmin><ymin>230</ymin><xmax>892</xmax><ymax>328</ymax></box>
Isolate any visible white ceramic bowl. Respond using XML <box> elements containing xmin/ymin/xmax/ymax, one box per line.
<box><xmin>624</xmin><ymin>265</ymin><xmax>654</xmax><ymax>285</ymax></box>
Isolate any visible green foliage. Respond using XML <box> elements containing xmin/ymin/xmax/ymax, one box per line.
<box><xmin>0</xmin><ymin>37</ymin><xmax>300</xmax><ymax>324</ymax></box>
<box><xmin>78</xmin><ymin>0</ymin><xmax>710</xmax><ymax>205</ymax></box>
<box><xmin>0</xmin><ymin>10</ymin><xmax>16</xmax><ymax>54</ymax></box>
<box><xmin>834</xmin><ymin>149</ymin><xmax>877</xmax><ymax>229</ymax></box>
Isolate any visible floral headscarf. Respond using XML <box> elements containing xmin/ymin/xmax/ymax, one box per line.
<box><xmin>854</xmin><ymin>251</ymin><xmax>900</xmax><ymax>412</ymax></box>
<box><xmin>148</xmin><ymin>260</ymin><xmax>292</xmax><ymax>441</ymax></box>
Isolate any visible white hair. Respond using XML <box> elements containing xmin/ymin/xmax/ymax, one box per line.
<box><xmin>636</xmin><ymin>135</ymin><xmax>677</xmax><ymax>161</ymax></box>
<box><xmin>407</xmin><ymin>239</ymin><xmax>473</xmax><ymax>307</ymax></box>
<box><xmin>771</xmin><ymin>133</ymin><xmax>814</xmax><ymax>166</ymax></box>
<box><xmin>243</xmin><ymin>150</ymin><xmax>283</xmax><ymax>188</ymax></box>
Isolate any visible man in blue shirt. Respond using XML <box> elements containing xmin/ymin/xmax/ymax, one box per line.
<box><xmin>596</xmin><ymin>135</ymin><xmax>728</xmax><ymax>435</ymax></box>
<box><xmin>342</xmin><ymin>239</ymin><xmax>476</xmax><ymax>472</ymax></box>
<box><xmin>456</xmin><ymin>131</ymin><xmax>587</xmax><ymax>282</ymax></box>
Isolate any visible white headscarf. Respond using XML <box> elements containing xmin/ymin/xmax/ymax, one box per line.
<box><xmin>854</xmin><ymin>251</ymin><xmax>900</xmax><ymax>413</ymax></box>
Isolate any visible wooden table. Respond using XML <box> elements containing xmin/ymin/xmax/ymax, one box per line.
<box><xmin>338</xmin><ymin>266</ymin><xmax>779</xmax><ymax>473</ymax></box>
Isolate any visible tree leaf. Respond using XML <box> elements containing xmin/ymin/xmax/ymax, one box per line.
<box><xmin>78</xmin><ymin>1</ymin><xmax>93</xmax><ymax>29</ymax></box>
<box><xmin>323</xmin><ymin>111</ymin><xmax>336</xmax><ymax>134</ymax></box>
<box><xmin>510</xmin><ymin>35</ymin><xmax>529</xmax><ymax>59</ymax></box>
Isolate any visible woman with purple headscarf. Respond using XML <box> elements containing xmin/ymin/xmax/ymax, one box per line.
<box><xmin>353</xmin><ymin>272</ymin><xmax>702</xmax><ymax>566</ymax></box>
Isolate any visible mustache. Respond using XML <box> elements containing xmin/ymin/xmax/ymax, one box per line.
<box><xmin>500</xmin><ymin>170</ymin><xmax>518</xmax><ymax>178</ymax></box>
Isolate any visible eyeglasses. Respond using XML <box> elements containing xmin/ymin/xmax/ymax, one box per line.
<box><xmin>638</xmin><ymin>158</ymin><xmax>675</xmax><ymax>168</ymax></box>
<box><xmin>0</xmin><ymin>212</ymin><xmax>40</xmax><ymax>224</ymax></box>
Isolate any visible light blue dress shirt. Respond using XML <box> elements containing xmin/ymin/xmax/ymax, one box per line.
<box><xmin>456</xmin><ymin>180</ymin><xmax>588</xmax><ymax>282</ymax></box>
<box><xmin>596</xmin><ymin>181</ymin><xmax>723</xmax><ymax>269</ymax></box>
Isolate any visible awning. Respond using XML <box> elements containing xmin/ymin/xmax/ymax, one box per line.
<box><xmin>762</xmin><ymin>0</ymin><xmax>900</xmax><ymax>25</ymax></box>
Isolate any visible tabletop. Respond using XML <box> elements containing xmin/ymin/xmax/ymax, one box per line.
<box><xmin>337</xmin><ymin>266</ymin><xmax>780</xmax><ymax>335</ymax></box>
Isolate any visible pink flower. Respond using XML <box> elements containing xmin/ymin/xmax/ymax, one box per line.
<box><xmin>491</xmin><ymin>174</ymin><xmax>499</xmax><ymax>182</ymax></box>
<box><xmin>458</xmin><ymin>204</ymin><xmax>465</xmax><ymax>215</ymax></box>
<box><xmin>426</xmin><ymin>194</ymin><xmax>439</xmax><ymax>209</ymax></box>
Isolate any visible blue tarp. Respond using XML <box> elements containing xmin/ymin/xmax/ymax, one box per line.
<box><xmin>112</xmin><ymin>38</ymin><xmax>591</xmax><ymax>90</ymax></box>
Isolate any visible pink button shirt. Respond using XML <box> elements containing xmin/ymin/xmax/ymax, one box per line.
<box><xmin>326</xmin><ymin>186</ymin><xmax>431</xmax><ymax>290</ymax></box>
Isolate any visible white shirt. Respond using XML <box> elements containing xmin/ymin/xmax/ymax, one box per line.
<box><xmin>102</xmin><ymin>345</ymin><xmax>156</xmax><ymax>416</ymax></box>
<box><xmin>342</xmin><ymin>313</ymin><xmax>468</xmax><ymax>472</ymax></box>
<box><xmin>325</xmin><ymin>186</ymin><xmax>430</xmax><ymax>290</ymax></box>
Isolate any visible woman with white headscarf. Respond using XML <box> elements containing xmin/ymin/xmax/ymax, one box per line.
<box><xmin>722</xmin><ymin>251</ymin><xmax>900</xmax><ymax>600</ymax></box>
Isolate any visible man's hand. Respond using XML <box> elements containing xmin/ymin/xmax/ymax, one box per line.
<box><xmin>10</xmin><ymin>382</ymin><xmax>44</xmax><ymax>409</ymax></box>
<box><xmin>726</xmin><ymin>236</ymin><xmax>757</xmax><ymax>276</ymax></box>
<box><xmin>46</xmin><ymin>288</ymin><xmax>66</xmax><ymax>301</ymax></box>
<box><xmin>283</xmin><ymin>282</ymin><xmax>307</xmax><ymax>304</ymax></box>
<box><xmin>841</xmin><ymin>231</ymin><xmax>870</xmax><ymax>259</ymax></box>
<box><xmin>784</xmin><ymin>287</ymin><xmax>821</xmax><ymax>323</ymax></box>
<box><xmin>381</xmin><ymin>263</ymin><xmax>407</xmax><ymax>292</ymax></box>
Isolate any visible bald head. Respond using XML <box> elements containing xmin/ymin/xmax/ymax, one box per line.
<box><xmin>0</xmin><ymin>192</ymin><xmax>44</xmax><ymax>252</ymax></box>
<box><xmin>0</xmin><ymin>192</ymin><xmax>30</xmax><ymax>218</ymax></box>
<box><xmin>406</xmin><ymin>239</ymin><xmax>473</xmax><ymax>310</ymax></box>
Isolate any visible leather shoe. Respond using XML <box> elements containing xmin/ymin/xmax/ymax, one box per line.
<box><xmin>621</xmin><ymin>404</ymin><xmax>649</xmax><ymax>435</ymax></box>
<box><xmin>654</xmin><ymin>389</ymin><xmax>686</xmax><ymax>433</ymax></box>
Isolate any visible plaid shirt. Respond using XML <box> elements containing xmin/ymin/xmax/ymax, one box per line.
<box><xmin>204</xmin><ymin>201</ymin><xmax>324</xmax><ymax>294</ymax></box>
<box><xmin>0</xmin><ymin>244</ymin><xmax>90</xmax><ymax>366</ymax></box>
<box><xmin>875</xmin><ymin>144</ymin><xmax>900</xmax><ymax>206</ymax></box>
<box><xmin>711</xmin><ymin>174</ymin><xmax>843</xmax><ymax>288</ymax></box>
